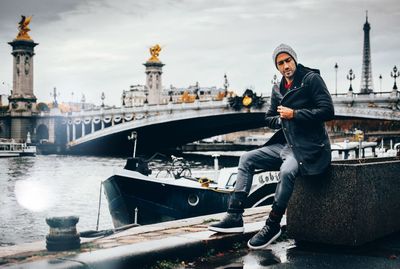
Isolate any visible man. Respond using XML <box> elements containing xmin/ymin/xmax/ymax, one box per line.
<box><xmin>209</xmin><ymin>44</ymin><xmax>334</xmax><ymax>249</ymax></box>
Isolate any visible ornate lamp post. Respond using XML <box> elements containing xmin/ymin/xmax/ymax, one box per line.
<box><xmin>50</xmin><ymin>87</ymin><xmax>60</xmax><ymax>108</ymax></box>
<box><xmin>81</xmin><ymin>94</ymin><xmax>86</xmax><ymax>110</ymax></box>
<box><xmin>391</xmin><ymin>65</ymin><xmax>399</xmax><ymax>91</ymax></box>
<box><xmin>271</xmin><ymin>74</ymin><xmax>279</xmax><ymax>85</ymax></box>
<box><xmin>101</xmin><ymin>92</ymin><xmax>105</xmax><ymax>107</ymax></box>
<box><xmin>379</xmin><ymin>74</ymin><xmax>382</xmax><ymax>94</ymax></box>
<box><xmin>121</xmin><ymin>90</ymin><xmax>126</xmax><ymax>106</ymax></box>
<box><xmin>347</xmin><ymin>69</ymin><xmax>355</xmax><ymax>93</ymax></box>
<box><xmin>223</xmin><ymin>74</ymin><xmax>229</xmax><ymax>97</ymax></box>
<box><xmin>334</xmin><ymin>63</ymin><xmax>338</xmax><ymax>95</ymax></box>
<box><xmin>195</xmin><ymin>81</ymin><xmax>200</xmax><ymax>100</ymax></box>
<box><xmin>168</xmin><ymin>90</ymin><xmax>173</xmax><ymax>102</ymax></box>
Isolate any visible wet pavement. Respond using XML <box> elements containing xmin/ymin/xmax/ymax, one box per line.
<box><xmin>178</xmin><ymin>232</ymin><xmax>400</xmax><ymax>269</ymax></box>
<box><xmin>1</xmin><ymin>206</ymin><xmax>400</xmax><ymax>268</ymax></box>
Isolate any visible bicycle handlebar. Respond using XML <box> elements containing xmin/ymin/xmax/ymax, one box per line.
<box><xmin>171</xmin><ymin>155</ymin><xmax>184</xmax><ymax>162</ymax></box>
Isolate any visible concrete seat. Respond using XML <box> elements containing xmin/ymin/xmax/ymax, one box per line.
<box><xmin>287</xmin><ymin>156</ymin><xmax>400</xmax><ymax>246</ymax></box>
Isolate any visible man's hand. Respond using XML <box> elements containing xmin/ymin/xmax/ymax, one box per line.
<box><xmin>277</xmin><ymin>106</ymin><xmax>294</xmax><ymax>120</ymax></box>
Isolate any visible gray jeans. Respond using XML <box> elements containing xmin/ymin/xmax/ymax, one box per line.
<box><xmin>234</xmin><ymin>143</ymin><xmax>299</xmax><ymax>211</ymax></box>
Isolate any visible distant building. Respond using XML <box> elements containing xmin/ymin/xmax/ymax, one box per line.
<box><xmin>0</xmin><ymin>94</ymin><xmax>9</xmax><ymax>107</ymax></box>
<box><xmin>161</xmin><ymin>83</ymin><xmax>226</xmax><ymax>104</ymax></box>
<box><xmin>123</xmin><ymin>85</ymin><xmax>147</xmax><ymax>106</ymax></box>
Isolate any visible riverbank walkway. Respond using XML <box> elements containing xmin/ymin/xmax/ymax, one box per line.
<box><xmin>0</xmin><ymin>206</ymin><xmax>399</xmax><ymax>268</ymax></box>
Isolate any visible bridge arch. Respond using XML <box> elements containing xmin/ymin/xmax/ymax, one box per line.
<box><xmin>67</xmin><ymin>110</ymin><xmax>266</xmax><ymax>155</ymax></box>
<box><xmin>36</xmin><ymin>124</ymin><xmax>49</xmax><ymax>142</ymax></box>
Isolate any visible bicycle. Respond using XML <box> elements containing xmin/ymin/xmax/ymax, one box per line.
<box><xmin>155</xmin><ymin>155</ymin><xmax>192</xmax><ymax>179</ymax></box>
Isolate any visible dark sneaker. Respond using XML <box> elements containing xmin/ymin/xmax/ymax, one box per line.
<box><xmin>247</xmin><ymin>219</ymin><xmax>281</xmax><ymax>249</ymax></box>
<box><xmin>208</xmin><ymin>213</ymin><xmax>244</xmax><ymax>233</ymax></box>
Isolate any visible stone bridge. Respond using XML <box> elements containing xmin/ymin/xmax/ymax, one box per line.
<box><xmin>56</xmin><ymin>91</ymin><xmax>400</xmax><ymax>155</ymax></box>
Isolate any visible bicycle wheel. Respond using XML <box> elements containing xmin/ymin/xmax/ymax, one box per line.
<box><xmin>178</xmin><ymin>167</ymin><xmax>192</xmax><ymax>178</ymax></box>
<box><xmin>156</xmin><ymin>169</ymin><xmax>173</xmax><ymax>178</ymax></box>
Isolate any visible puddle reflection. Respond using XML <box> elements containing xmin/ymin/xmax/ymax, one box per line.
<box><xmin>190</xmin><ymin>240</ymin><xmax>294</xmax><ymax>269</ymax></box>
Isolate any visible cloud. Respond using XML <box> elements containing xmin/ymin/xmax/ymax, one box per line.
<box><xmin>0</xmin><ymin>0</ymin><xmax>399</xmax><ymax>105</ymax></box>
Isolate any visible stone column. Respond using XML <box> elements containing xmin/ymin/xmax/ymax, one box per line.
<box><xmin>144</xmin><ymin>61</ymin><xmax>164</xmax><ymax>105</ymax></box>
<box><xmin>8</xmin><ymin>38</ymin><xmax>38</xmax><ymax>141</ymax></box>
<box><xmin>72</xmin><ymin>124</ymin><xmax>76</xmax><ymax>141</ymax></box>
<box><xmin>8</xmin><ymin>39</ymin><xmax>38</xmax><ymax>108</ymax></box>
<box><xmin>48</xmin><ymin>118</ymin><xmax>56</xmax><ymax>143</ymax></box>
<box><xmin>66</xmin><ymin>124</ymin><xmax>70</xmax><ymax>143</ymax></box>
<box><xmin>81</xmin><ymin>122</ymin><xmax>85</xmax><ymax>137</ymax></box>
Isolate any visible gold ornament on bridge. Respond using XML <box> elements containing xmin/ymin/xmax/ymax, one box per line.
<box><xmin>148</xmin><ymin>44</ymin><xmax>162</xmax><ymax>62</ymax></box>
<box><xmin>16</xmin><ymin>15</ymin><xmax>33</xmax><ymax>40</ymax></box>
<box><xmin>242</xmin><ymin>95</ymin><xmax>252</xmax><ymax>107</ymax></box>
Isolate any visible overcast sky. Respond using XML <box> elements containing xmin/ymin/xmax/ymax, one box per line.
<box><xmin>0</xmin><ymin>0</ymin><xmax>399</xmax><ymax>106</ymax></box>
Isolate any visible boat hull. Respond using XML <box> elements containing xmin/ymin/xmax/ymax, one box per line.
<box><xmin>103</xmin><ymin>172</ymin><xmax>277</xmax><ymax>228</ymax></box>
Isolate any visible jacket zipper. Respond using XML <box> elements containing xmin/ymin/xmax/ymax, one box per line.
<box><xmin>280</xmin><ymin>71</ymin><xmax>313</xmax><ymax>105</ymax></box>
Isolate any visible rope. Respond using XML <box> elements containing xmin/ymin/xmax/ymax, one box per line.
<box><xmin>80</xmin><ymin>223</ymin><xmax>140</xmax><ymax>238</ymax></box>
<box><xmin>96</xmin><ymin>182</ymin><xmax>103</xmax><ymax>231</ymax></box>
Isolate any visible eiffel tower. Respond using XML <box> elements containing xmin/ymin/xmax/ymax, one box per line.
<box><xmin>360</xmin><ymin>11</ymin><xmax>374</xmax><ymax>94</ymax></box>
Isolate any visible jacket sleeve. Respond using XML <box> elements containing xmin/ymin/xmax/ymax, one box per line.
<box><xmin>293</xmin><ymin>73</ymin><xmax>335</xmax><ymax>122</ymax></box>
<box><xmin>265</xmin><ymin>86</ymin><xmax>282</xmax><ymax>129</ymax></box>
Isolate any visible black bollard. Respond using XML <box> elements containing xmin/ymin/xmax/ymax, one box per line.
<box><xmin>45</xmin><ymin>216</ymin><xmax>80</xmax><ymax>251</ymax></box>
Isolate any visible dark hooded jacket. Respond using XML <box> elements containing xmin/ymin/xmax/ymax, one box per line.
<box><xmin>265</xmin><ymin>64</ymin><xmax>334</xmax><ymax>176</ymax></box>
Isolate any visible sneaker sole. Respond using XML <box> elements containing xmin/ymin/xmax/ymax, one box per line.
<box><xmin>247</xmin><ymin>230</ymin><xmax>282</xmax><ymax>249</ymax></box>
<box><xmin>208</xmin><ymin>226</ymin><xmax>244</xmax><ymax>233</ymax></box>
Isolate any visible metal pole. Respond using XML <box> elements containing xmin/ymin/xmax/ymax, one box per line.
<box><xmin>334</xmin><ymin>63</ymin><xmax>338</xmax><ymax>95</ymax></box>
<box><xmin>128</xmin><ymin>131</ymin><xmax>138</xmax><ymax>158</ymax></box>
<box><xmin>133</xmin><ymin>134</ymin><xmax>137</xmax><ymax>158</ymax></box>
<box><xmin>212</xmin><ymin>154</ymin><xmax>220</xmax><ymax>170</ymax></box>
<box><xmin>134</xmin><ymin>207</ymin><xmax>138</xmax><ymax>225</ymax></box>
<box><xmin>96</xmin><ymin>182</ymin><xmax>103</xmax><ymax>231</ymax></box>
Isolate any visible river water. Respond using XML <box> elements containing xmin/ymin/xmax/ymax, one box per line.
<box><xmin>0</xmin><ymin>153</ymin><xmax>240</xmax><ymax>246</ymax></box>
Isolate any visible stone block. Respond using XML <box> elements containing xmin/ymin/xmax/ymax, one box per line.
<box><xmin>287</xmin><ymin>157</ymin><xmax>400</xmax><ymax>246</ymax></box>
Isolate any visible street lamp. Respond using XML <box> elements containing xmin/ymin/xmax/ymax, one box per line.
<box><xmin>223</xmin><ymin>74</ymin><xmax>229</xmax><ymax>97</ymax></box>
<box><xmin>101</xmin><ymin>92</ymin><xmax>105</xmax><ymax>107</ymax></box>
<box><xmin>50</xmin><ymin>87</ymin><xmax>60</xmax><ymax>108</ymax></box>
<box><xmin>334</xmin><ymin>63</ymin><xmax>338</xmax><ymax>95</ymax></box>
<box><xmin>195</xmin><ymin>81</ymin><xmax>200</xmax><ymax>100</ymax></box>
<box><xmin>81</xmin><ymin>94</ymin><xmax>86</xmax><ymax>110</ymax></box>
<box><xmin>121</xmin><ymin>90</ymin><xmax>126</xmax><ymax>106</ymax></box>
<box><xmin>347</xmin><ymin>69</ymin><xmax>355</xmax><ymax>93</ymax></box>
<box><xmin>379</xmin><ymin>74</ymin><xmax>382</xmax><ymax>94</ymax></box>
<box><xmin>271</xmin><ymin>74</ymin><xmax>279</xmax><ymax>85</ymax></box>
<box><xmin>391</xmin><ymin>65</ymin><xmax>399</xmax><ymax>91</ymax></box>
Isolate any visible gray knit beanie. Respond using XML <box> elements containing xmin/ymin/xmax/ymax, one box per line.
<box><xmin>272</xmin><ymin>43</ymin><xmax>298</xmax><ymax>68</ymax></box>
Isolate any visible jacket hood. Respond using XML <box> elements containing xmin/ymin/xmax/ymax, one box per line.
<box><xmin>296</xmin><ymin>64</ymin><xmax>320</xmax><ymax>77</ymax></box>
<box><xmin>294</xmin><ymin>64</ymin><xmax>320</xmax><ymax>84</ymax></box>
<box><xmin>278</xmin><ymin>64</ymin><xmax>320</xmax><ymax>90</ymax></box>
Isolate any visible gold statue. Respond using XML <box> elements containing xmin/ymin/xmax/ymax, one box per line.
<box><xmin>16</xmin><ymin>15</ymin><xmax>32</xmax><ymax>40</ymax></box>
<box><xmin>148</xmin><ymin>44</ymin><xmax>161</xmax><ymax>62</ymax></box>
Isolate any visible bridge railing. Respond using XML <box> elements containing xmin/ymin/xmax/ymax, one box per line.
<box><xmin>65</xmin><ymin>98</ymin><xmax>233</xmax><ymax>118</ymax></box>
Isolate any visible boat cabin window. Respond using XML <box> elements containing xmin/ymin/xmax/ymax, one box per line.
<box><xmin>226</xmin><ymin>173</ymin><xmax>237</xmax><ymax>188</ymax></box>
